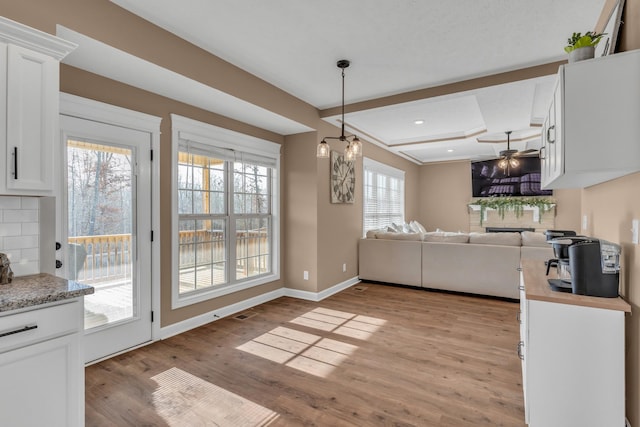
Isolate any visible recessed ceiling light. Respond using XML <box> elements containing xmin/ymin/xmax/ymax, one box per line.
<box><xmin>414</xmin><ymin>119</ymin><xmax>424</xmax><ymax>125</ymax></box>
<box><xmin>447</xmin><ymin>149</ymin><xmax>454</xmax><ymax>153</ymax></box>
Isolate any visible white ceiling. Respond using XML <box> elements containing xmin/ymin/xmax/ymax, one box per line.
<box><xmin>106</xmin><ymin>0</ymin><xmax>606</xmax><ymax>163</ymax></box>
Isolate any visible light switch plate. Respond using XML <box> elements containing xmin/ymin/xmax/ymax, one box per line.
<box><xmin>582</xmin><ymin>215</ymin><xmax>588</xmax><ymax>231</ymax></box>
<box><xmin>632</xmin><ymin>219</ymin><xmax>639</xmax><ymax>244</ymax></box>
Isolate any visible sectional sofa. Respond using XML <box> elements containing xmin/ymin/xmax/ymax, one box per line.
<box><xmin>358</xmin><ymin>231</ymin><xmax>553</xmax><ymax>299</ymax></box>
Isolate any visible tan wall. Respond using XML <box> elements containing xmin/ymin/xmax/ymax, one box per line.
<box><xmin>553</xmin><ymin>189</ymin><xmax>582</xmax><ymax>231</ymax></box>
<box><xmin>418</xmin><ymin>161</ymin><xmax>582</xmax><ymax>233</ymax></box>
<box><xmin>589</xmin><ymin>1</ymin><xmax>640</xmax><ymax>424</ymax></box>
<box><xmin>418</xmin><ymin>161</ymin><xmax>472</xmax><ymax>232</ymax></box>
<box><xmin>283</xmin><ymin>132</ymin><xmax>318</xmax><ymax>292</ymax></box>
<box><xmin>582</xmin><ymin>173</ymin><xmax>640</xmax><ymax>426</ymax></box>
<box><xmin>315</xmin><ymin>121</ymin><xmax>420</xmax><ymax>292</ymax></box>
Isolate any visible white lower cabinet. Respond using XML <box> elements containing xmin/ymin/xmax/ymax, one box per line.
<box><xmin>0</xmin><ymin>300</ymin><xmax>84</xmax><ymax>427</ymax></box>
<box><xmin>519</xmin><ymin>276</ymin><xmax>626</xmax><ymax>426</ymax></box>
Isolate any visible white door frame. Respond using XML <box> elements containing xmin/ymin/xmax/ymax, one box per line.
<box><xmin>59</xmin><ymin>93</ymin><xmax>162</xmax><ymax>345</ymax></box>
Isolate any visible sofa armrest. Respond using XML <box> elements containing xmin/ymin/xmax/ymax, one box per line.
<box><xmin>358</xmin><ymin>239</ymin><xmax>422</xmax><ymax>287</ymax></box>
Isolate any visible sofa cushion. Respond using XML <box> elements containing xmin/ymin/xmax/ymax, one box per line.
<box><xmin>423</xmin><ymin>231</ymin><xmax>469</xmax><ymax>243</ymax></box>
<box><xmin>375</xmin><ymin>231</ymin><xmax>423</xmax><ymax>241</ymax></box>
<box><xmin>469</xmin><ymin>232</ymin><xmax>521</xmax><ymax>246</ymax></box>
<box><xmin>521</xmin><ymin>231</ymin><xmax>549</xmax><ymax>247</ymax></box>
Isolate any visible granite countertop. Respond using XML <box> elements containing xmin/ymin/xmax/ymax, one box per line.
<box><xmin>522</xmin><ymin>259</ymin><xmax>631</xmax><ymax>313</ymax></box>
<box><xmin>0</xmin><ymin>273</ymin><xmax>94</xmax><ymax>313</ymax></box>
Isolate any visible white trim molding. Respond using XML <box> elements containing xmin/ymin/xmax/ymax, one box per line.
<box><xmin>160</xmin><ymin>278</ymin><xmax>359</xmax><ymax>339</ymax></box>
<box><xmin>59</xmin><ymin>93</ymin><xmax>163</xmax><ymax>340</ymax></box>
<box><xmin>170</xmin><ymin>114</ymin><xmax>281</xmax><ymax>309</ymax></box>
<box><xmin>468</xmin><ymin>203</ymin><xmax>556</xmax><ymax>222</ymax></box>
<box><xmin>0</xmin><ymin>16</ymin><xmax>76</xmax><ymax>60</ymax></box>
<box><xmin>284</xmin><ymin>277</ymin><xmax>360</xmax><ymax>302</ymax></box>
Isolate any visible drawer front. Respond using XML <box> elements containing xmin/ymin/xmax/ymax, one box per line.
<box><xmin>0</xmin><ymin>301</ymin><xmax>80</xmax><ymax>353</ymax></box>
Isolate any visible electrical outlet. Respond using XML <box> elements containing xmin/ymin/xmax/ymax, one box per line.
<box><xmin>632</xmin><ymin>219</ymin><xmax>639</xmax><ymax>244</ymax></box>
<box><xmin>582</xmin><ymin>214</ymin><xmax>588</xmax><ymax>231</ymax></box>
<box><xmin>342</xmin><ymin>263</ymin><xmax>347</xmax><ymax>272</ymax></box>
<box><xmin>303</xmin><ymin>270</ymin><xmax>309</xmax><ymax>280</ymax></box>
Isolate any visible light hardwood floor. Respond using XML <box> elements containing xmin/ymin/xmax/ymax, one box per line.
<box><xmin>85</xmin><ymin>283</ymin><xmax>525</xmax><ymax>426</ymax></box>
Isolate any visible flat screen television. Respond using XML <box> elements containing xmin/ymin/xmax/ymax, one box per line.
<box><xmin>470</xmin><ymin>157</ymin><xmax>552</xmax><ymax>197</ymax></box>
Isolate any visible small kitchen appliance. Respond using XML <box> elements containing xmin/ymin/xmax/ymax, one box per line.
<box><xmin>569</xmin><ymin>239</ymin><xmax>621</xmax><ymax>298</ymax></box>
<box><xmin>545</xmin><ymin>233</ymin><xmax>589</xmax><ymax>292</ymax></box>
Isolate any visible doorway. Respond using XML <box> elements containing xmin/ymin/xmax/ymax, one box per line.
<box><xmin>60</xmin><ymin>114</ymin><xmax>153</xmax><ymax>363</ymax></box>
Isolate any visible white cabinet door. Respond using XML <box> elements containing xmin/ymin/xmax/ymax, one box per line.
<box><xmin>526</xmin><ymin>300</ymin><xmax>625</xmax><ymax>427</ymax></box>
<box><xmin>0</xmin><ymin>333</ymin><xmax>82</xmax><ymax>427</ymax></box>
<box><xmin>541</xmin><ymin>75</ymin><xmax>563</xmax><ymax>188</ymax></box>
<box><xmin>2</xmin><ymin>43</ymin><xmax>58</xmax><ymax>195</ymax></box>
<box><xmin>542</xmin><ymin>50</ymin><xmax>640</xmax><ymax>189</ymax></box>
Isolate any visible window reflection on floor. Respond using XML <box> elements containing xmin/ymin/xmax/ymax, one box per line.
<box><xmin>236</xmin><ymin>308</ymin><xmax>386</xmax><ymax>378</ymax></box>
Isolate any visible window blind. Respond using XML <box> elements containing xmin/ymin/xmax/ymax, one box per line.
<box><xmin>363</xmin><ymin>158</ymin><xmax>405</xmax><ymax>235</ymax></box>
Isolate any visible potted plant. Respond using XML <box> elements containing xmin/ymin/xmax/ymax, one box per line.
<box><xmin>565</xmin><ymin>31</ymin><xmax>606</xmax><ymax>62</ymax></box>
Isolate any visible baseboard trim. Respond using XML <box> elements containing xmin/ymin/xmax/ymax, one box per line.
<box><xmin>159</xmin><ymin>288</ymin><xmax>285</xmax><ymax>340</ymax></box>
<box><xmin>159</xmin><ymin>277</ymin><xmax>359</xmax><ymax>340</ymax></box>
<box><xmin>284</xmin><ymin>277</ymin><xmax>360</xmax><ymax>301</ymax></box>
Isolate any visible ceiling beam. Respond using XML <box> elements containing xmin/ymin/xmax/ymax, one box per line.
<box><xmin>319</xmin><ymin>60</ymin><xmax>566</xmax><ymax>118</ymax></box>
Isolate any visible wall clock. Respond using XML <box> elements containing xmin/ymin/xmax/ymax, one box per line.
<box><xmin>331</xmin><ymin>150</ymin><xmax>355</xmax><ymax>204</ymax></box>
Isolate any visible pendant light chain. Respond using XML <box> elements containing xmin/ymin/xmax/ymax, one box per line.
<box><xmin>316</xmin><ymin>59</ymin><xmax>363</xmax><ymax>159</ymax></box>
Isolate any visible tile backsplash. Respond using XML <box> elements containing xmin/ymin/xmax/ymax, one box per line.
<box><xmin>0</xmin><ymin>196</ymin><xmax>40</xmax><ymax>276</ymax></box>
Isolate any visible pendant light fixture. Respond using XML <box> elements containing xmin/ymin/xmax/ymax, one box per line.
<box><xmin>317</xmin><ymin>59</ymin><xmax>362</xmax><ymax>160</ymax></box>
<box><xmin>498</xmin><ymin>131</ymin><xmax>520</xmax><ymax>171</ymax></box>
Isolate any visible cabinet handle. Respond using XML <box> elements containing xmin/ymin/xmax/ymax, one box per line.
<box><xmin>539</xmin><ymin>146</ymin><xmax>546</xmax><ymax>160</ymax></box>
<box><xmin>547</xmin><ymin>125</ymin><xmax>556</xmax><ymax>144</ymax></box>
<box><xmin>12</xmin><ymin>146</ymin><xmax>18</xmax><ymax>180</ymax></box>
<box><xmin>0</xmin><ymin>324</ymin><xmax>37</xmax><ymax>339</ymax></box>
<box><xmin>517</xmin><ymin>341</ymin><xmax>524</xmax><ymax>360</ymax></box>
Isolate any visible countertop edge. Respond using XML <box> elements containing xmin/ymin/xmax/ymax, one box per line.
<box><xmin>522</xmin><ymin>259</ymin><xmax>631</xmax><ymax>313</ymax></box>
<box><xmin>0</xmin><ymin>273</ymin><xmax>94</xmax><ymax>313</ymax></box>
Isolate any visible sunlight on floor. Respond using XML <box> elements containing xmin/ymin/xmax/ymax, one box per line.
<box><xmin>290</xmin><ymin>307</ymin><xmax>387</xmax><ymax>340</ymax></box>
<box><xmin>151</xmin><ymin>367</ymin><xmax>279</xmax><ymax>427</ymax></box>
<box><xmin>236</xmin><ymin>308</ymin><xmax>386</xmax><ymax>378</ymax></box>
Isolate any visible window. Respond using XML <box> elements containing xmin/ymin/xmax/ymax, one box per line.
<box><xmin>362</xmin><ymin>158</ymin><xmax>405</xmax><ymax>235</ymax></box>
<box><xmin>172</xmin><ymin>115</ymin><xmax>280</xmax><ymax>308</ymax></box>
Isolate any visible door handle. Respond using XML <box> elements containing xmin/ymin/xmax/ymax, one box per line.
<box><xmin>12</xmin><ymin>147</ymin><xmax>18</xmax><ymax>180</ymax></box>
<box><xmin>547</xmin><ymin>125</ymin><xmax>556</xmax><ymax>144</ymax></box>
<box><xmin>0</xmin><ymin>324</ymin><xmax>37</xmax><ymax>339</ymax></box>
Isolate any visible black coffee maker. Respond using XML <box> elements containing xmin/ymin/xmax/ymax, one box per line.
<box><xmin>569</xmin><ymin>239</ymin><xmax>621</xmax><ymax>298</ymax></box>
<box><xmin>545</xmin><ymin>230</ymin><xmax>588</xmax><ymax>292</ymax></box>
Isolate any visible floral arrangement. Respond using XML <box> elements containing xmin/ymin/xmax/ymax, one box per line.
<box><xmin>468</xmin><ymin>197</ymin><xmax>556</xmax><ymax>225</ymax></box>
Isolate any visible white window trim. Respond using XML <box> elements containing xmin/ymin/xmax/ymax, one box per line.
<box><xmin>362</xmin><ymin>157</ymin><xmax>405</xmax><ymax>237</ymax></box>
<box><xmin>60</xmin><ymin>93</ymin><xmax>163</xmax><ymax>341</ymax></box>
<box><xmin>171</xmin><ymin>114</ymin><xmax>281</xmax><ymax>309</ymax></box>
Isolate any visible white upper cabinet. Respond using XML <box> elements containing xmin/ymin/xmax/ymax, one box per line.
<box><xmin>541</xmin><ymin>50</ymin><xmax>640</xmax><ymax>189</ymax></box>
<box><xmin>0</xmin><ymin>17</ymin><xmax>75</xmax><ymax>196</ymax></box>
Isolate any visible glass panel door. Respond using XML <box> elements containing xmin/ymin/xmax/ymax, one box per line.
<box><xmin>67</xmin><ymin>140</ymin><xmax>134</xmax><ymax>330</ymax></box>
<box><xmin>61</xmin><ymin>115</ymin><xmax>152</xmax><ymax>363</ymax></box>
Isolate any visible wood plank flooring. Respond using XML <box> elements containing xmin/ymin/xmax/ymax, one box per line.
<box><xmin>85</xmin><ymin>283</ymin><xmax>525</xmax><ymax>426</ymax></box>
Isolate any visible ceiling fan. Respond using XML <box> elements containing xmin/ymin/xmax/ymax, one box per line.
<box><xmin>477</xmin><ymin>130</ymin><xmax>540</xmax><ymax>169</ymax></box>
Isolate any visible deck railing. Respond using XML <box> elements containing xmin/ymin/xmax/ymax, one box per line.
<box><xmin>69</xmin><ymin>229</ymin><xmax>269</xmax><ymax>284</ymax></box>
